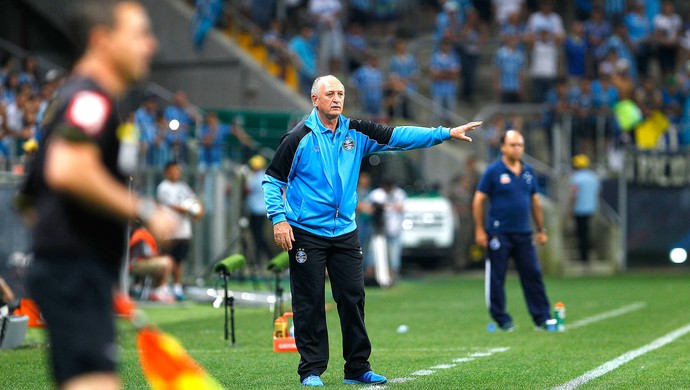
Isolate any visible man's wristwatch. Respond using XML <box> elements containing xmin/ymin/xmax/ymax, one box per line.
<box><xmin>136</xmin><ymin>197</ymin><xmax>157</xmax><ymax>224</ymax></box>
<box><xmin>538</xmin><ymin>227</ymin><xmax>547</xmax><ymax>234</ymax></box>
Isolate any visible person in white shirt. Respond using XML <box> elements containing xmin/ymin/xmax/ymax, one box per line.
<box><xmin>526</xmin><ymin>0</ymin><xmax>565</xmax><ymax>44</ymax></box>
<box><xmin>529</xmin><ymin>27</ymin><xmax>559</xmax><ymax>102</ymax></box>
<box><xmin>156</xmin><ymin>160</ymin><xmax>204</xmax><ymax>300</ymax></box>
<box><xmin>367</xmin><ymin>179</ymin><xmax>406</xmax><ymax>280</ymax></box>
<box><xmin>308</xmin><ymin>0</ymin><xmax>344</xmax><ymax>74</ymax></box>
<box><xmin>653</xmin><ymin>0</ymin><xmax>682</xmax><ymax>80</ymax></box>
<box><xmin>493</xmin><ymin>0</ymin><xmax>525</xmax><ymax>27</ymax></box>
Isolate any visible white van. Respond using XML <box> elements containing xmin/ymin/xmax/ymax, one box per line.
<box><xmin>400</xmin><ymin>196</ymin><xmax>456</xmax><ymax>268</ymax></box>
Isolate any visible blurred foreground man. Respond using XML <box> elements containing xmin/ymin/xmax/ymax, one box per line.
<box><xmin>263</xmin><ymin>74</ymin><xmax>481</xmax><ymax>386</ymax></box>
<box><xmin>17</xmin><ymin>1</ymin><xmax>178</xmax><ymax>389</ymax></box>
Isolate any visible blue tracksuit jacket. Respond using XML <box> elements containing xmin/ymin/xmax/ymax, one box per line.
<box><xmin>262</xmin><ymin>108</ymin><xmax>451</xmax><ymax>237</ymax></box>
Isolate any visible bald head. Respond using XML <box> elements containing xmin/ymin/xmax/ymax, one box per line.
<box><xmin>501</xmin><ymin>129</ymin><xmax>523</xmax><ymax>145</ymax></box>
<box><xmin>311</xmin><ymin>75</ymin><xmax>344</xmax><ymax>99</ymax></box>
<box><xmin>500</xmin><ymin>129</ymin><xmax>525</xmax><ymax>163</ymax></box>
<box><xmin>311</xmin><ymin>75</ymin><xmax>345</xmax><ymax>124</ymax></box>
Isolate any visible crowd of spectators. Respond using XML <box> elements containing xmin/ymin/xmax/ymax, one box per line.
<box><xmin>233</xmin><ymin>0</ymin><xmax>690</xmax><ymax>160</ymax></box>
<box><xmin>6</xmin><ymin>0</ymin><xmax>690</xmax><ymax>172</ymax></box>
<box><xmin>237</xmin><ymin>0</ymin><xmax>419</xmax><ymax>122</ymax></box>
<box><xmin>0</xmin><ymin>53</ymin><xmax>63</xmax><ymax>170</ymax></box>
<box><xmin>489</xmin><ymin>0</ymin><xmax>690</xmax><ymax>157</ymax></box>
<box><xmin>442</xmin><ymin>0</ymin><xmax>690</xmax><ymax>157</ymax></box>
<box><xmin>132</xmin><ymin>89</ymin><xmax>257</xmax><ymax>171</ymax></box>
<box><xmin>0</xmin><ymin>49</ymin><xmax>258</xmax><ymax>172</ymax></box>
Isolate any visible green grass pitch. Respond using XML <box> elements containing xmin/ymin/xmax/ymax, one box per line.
<box><xmin>2</xmin><ymin>271</ymin><xmax>690</xmax><ymax>389</ymax></box>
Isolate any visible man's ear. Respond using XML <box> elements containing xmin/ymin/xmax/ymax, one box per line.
<box><xmin>88</xmin><ymin>25</ymin><xmax>111</xmax><ymax>53</ymax></box>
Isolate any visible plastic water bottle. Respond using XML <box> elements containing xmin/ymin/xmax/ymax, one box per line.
<box><xmin>274</xmin><ymin>316</ymin><xmax>287</xmax><ymax>338</ymax></box>
<box><xmin>554</xmin><ymin>301</ymin><xmax>566</xmax><ymax>332</ymax></box>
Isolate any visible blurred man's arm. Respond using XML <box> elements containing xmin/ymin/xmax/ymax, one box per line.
<box><xmin>232</xmin><ymin>123</ymin><xmax>256</xmax><ymax>148</ymax></box>
<box><xmin>531</xmin><ymin>193</ymin><xmax>548</xmax><ymax>245</ymax></box>
<box><xmin>0</xmin><ymin>277</ymin><xmax>15</xmax><ymax>303</ymax></box>
<box><xmin>45</xmin><ymin>138</ymin><xmax>177</xmax><ymax>239</ymax></box>
<box><xmin>472</xmin><ymin>190</ymin><xmax>488</xmax><ymax>248</ymax></box>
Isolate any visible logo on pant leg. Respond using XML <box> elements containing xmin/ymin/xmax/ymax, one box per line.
<box><xmin>490</xmin><ymin>237</ymin><xmax>501</xmax><ymax>250</ymax></box>
<box><xmin>296</xmin><ymin>248</ymin><xmax>307</xmax><ymax>263</ymax></box>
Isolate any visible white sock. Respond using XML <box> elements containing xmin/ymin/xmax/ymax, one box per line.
<box><xmin>174</xmin><ymin>284</ymin><xmax>183</xmax><ymax>295</ymax></box>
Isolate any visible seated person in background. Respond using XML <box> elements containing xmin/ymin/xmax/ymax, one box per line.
<box><xmin>129</xmin><ymin>223</ymin><xmax>175</xmax><ymax>303</ymax></box>
<box><xmin>0</xmin><ymin>276</ymin><xmax>16</xmax><ymax>316</ymax></box>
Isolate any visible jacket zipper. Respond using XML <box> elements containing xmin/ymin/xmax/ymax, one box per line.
<box><xmin>332</xmin><ymin>132</ymin><xmax>341</xmax><ymax>236</ymax></box>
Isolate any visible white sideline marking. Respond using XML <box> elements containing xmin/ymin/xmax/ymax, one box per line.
<box><xmin>389</xmin><ymin>377</ymin><xmax>415</xmax><ymax>384</ymax></box>
<box><xmin>363</xmin><ymin>347</ymin><xmax>510</xmax><ymax>389</ymax></box>
<box><xmin>553</xmin><ymin>322</ymin><xmax>690</xmax><ymax>390</ymax></box>
<box><xmin>568</xmin><ymin>302</ymin><xmax>646</xmax><ymax>330</ymax></box>
<box><xmin>374</xmin><ymin>346</ymin><xmax>479</xmax><ymax>352</ymax></box>
<box><xmin>430</xmin><ymin>364</ymin><xmax>456</xmax><ymax>369</ymax></box>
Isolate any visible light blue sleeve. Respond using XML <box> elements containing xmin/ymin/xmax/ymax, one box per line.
<box><xmin>386</xmin><ymin>125</ymin><xmax>451</xmax><ymax>150</ymax></box>
<box><xmin>262</xmin><ymin>173</ymin><xmax>287</xmax><ymax>224</ymax></box>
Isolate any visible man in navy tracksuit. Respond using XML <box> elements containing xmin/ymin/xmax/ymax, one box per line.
<box><xmin>472</xmin><ymin>130</ymin><xmax>552</xmax><ymax>332</ymax></box>
<box><xmin>263</xmin><ymin>75</ymin><xmax>481</xmax><ymax>386</ymax></box>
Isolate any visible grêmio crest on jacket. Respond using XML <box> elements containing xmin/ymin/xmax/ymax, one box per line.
<box><xmin>342</xmin><ymin>136</ymin><xmax>355</xmax><ymax>151</ymax></box>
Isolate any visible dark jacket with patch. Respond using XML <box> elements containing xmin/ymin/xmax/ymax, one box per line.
<box><xmin>22</xmin><ymin>77</ymin><xmax>134</xmax><ymax>272</ymax></box>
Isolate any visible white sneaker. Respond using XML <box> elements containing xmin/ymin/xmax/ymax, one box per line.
<box><xmin>150</xmin><ymin>288</ymin><xmax>175</xmax><ymax>304</ymax></box>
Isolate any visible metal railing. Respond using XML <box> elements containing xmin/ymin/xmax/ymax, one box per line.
<box><xmin>0</xmin><ymin>162</ymin><xmax>273</xmax><ymax>287</ymax></box>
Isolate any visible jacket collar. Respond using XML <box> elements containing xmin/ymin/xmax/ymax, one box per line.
<box><xmin>305</xmin><ymin>108</ymin><xmax>347</xmax><ymax>135</ymax></box>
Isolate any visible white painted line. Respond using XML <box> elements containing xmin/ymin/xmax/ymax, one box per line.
<box><xmin>389</xmin><ymin>377</ymin><xmax>415</xmax><ymax>383</ymax></box>
<box><xmin>568</xmin><ymin>302</ymin><xmax>646</xmax><ymax>330</ymax></box>
<box><xmin>430</xmin><ymin>364</ymin><xmax>456</xmax><ymax>369</ymax></box>
<box><xmin>368</xmin><ymin>347</ymin><xmax>509</xmax><ymax>390</ymax></box>
<box><xmin>374</xmin><ymin>346</ymin><xmax>477</xmax><ymax>352</ymax></box>
<box><xmin>360</xmin><ymin>384</ymin><xmax>387</xmax><ymax>389</ymax></box>
<box><xmin>364</xmin><ymin>377</ymin><xmax>414</xmax><ymax>389</ymax></box>
<box><xmin>553</xmin><ymin>322</ymin><xmax>690</xmax><ymax>390</ymax></box>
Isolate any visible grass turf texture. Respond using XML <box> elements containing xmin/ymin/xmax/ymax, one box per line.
<box><xmin>2</xmin><ymin>272</ymin><xmax>690</xmax><ymax>389</ymax></box>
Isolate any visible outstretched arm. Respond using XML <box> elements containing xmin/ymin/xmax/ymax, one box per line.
<box><xmin>352</xmin><ymin>119</ymin><xmax>483</xmax><ymax>153</ymax></box>
<box><xmin>450</xmin><ymin>121</ymin><xmax>482</xmax><ymax>142</ymax></box>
